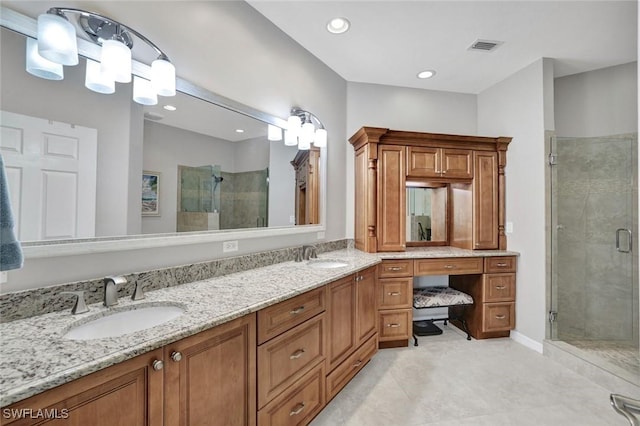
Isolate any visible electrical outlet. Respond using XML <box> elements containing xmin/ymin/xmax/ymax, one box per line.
<box><xmin>289</xmin><ymin>215</ymin><xmax>296</xmax><ymax>224</ymax></box>
<box><xmin>222</xmin><ymin>240</ymin><xmax>238</xmax><ymax>252</ymax></box>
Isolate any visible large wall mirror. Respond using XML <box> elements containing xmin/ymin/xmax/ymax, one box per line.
<box><xmin>0</xmin><ymin>18</ymin><xmax>325</xmax><ymax>254</ymax></box>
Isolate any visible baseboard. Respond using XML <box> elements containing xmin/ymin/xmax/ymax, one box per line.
<box><xmin>510</xmin><ymin>330</ymin><xmax>543</xmax><ymax>353</ymax></box>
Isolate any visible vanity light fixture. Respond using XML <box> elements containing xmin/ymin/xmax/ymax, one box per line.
<box><xmin>327</xmin><ymin>17</ymin><xmax>350</xmax><ymax>34</ymax></box>
<box><xmin>417</xmin><ymin>70</ymin><xmax>436</xmax><ymax>79</ymax></box>
<box><xmin>285</xmin><ymin>108</ymin><xmax>327</xmax><ymax>149</ymax></box>
<box><xmin>25</xmin><ymin>37</ymin><xmax>64</xmax><ymax>80</ymax></box>
<box><xmin>27</xmin><ymin>7</ymin><xmax>176</xmax><ymax>105</ymax></box>
<box><xmin>267</xmin><ymin>124</ymin><xmax>283</xmax><ymax>141</ymax></box>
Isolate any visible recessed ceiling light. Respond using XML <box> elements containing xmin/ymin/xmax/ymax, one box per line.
<box><xmin>417</xmin><ymin>70</ymin><xmax>436</xmax><ymax>79</ymax></box>
<box><xmin>327</xmin><ymin>17</ymin><xmax>350</xmax><ymax>34</ymax></box>
<box><xmin>163</xmin><ymin>104</ymin><xmax>177</xmax><ymax>111</ymax></box>
<box><xmin>235</xmin><ymin>129</ymin><xmax>244</xmax><ymax>133</ymax></box>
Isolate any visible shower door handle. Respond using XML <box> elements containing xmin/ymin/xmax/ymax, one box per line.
<box><xmin>616</xmin><ymin>228</ymin><xmax>632</xmax><ymax>253</ymax></box>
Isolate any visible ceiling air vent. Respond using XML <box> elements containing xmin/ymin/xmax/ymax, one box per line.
<box><xmin>468</xmin><ymin>39</ymin><xmax>503</xmax><ymax>52</ymax></box>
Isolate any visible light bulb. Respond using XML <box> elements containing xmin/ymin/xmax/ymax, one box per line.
<box><xmin>284</xmin><ymin>129</ymin><xmax>298</xmax><ymax>146</ymax></box>
<box><xmin>313</xmin><ymin>128</ymin><xmax>327</xmax><ymax>147</ymax></box>
<box><xmin>26</xmin><ymin>38</ymin><xmax>63</xmax><ymax>80</ymax></box>
<box><xmin>298</xmin><ymin>122</ymin><xmax>314</xmax><ymax>150</ymax></box>
<box><xmin>85</xmin><ymin>59</ymin><xmax>115</xmax><ymax>94</ymax></box>
<box><xmin>287</xmin><ymin>115</ymin><xmax>302</xmax><ymax>137</ymax></box>
<box><xmin>37</xmin><ymin>12</ymin><xmax>78</xmax><ymax>66</ymax></box>
<box><xmin>267</xmin><ymin>124</ymin><xmax>283</xmax><ymax>141</ymax></box>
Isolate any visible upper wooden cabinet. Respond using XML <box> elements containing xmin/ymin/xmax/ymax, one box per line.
<box><xmin>291</xmin><ymin>148</ymin><xmax>320</xmax><ymax>225</ymax></box>
<box><xmin>350</xmin><ymin>127</ymin><xmax>511</xmax><ymax>252</ymax></box>
<box><xmin>407</xmin><ymin>147</ymin><xmax>473</xmax><ymax>179</ymax></box>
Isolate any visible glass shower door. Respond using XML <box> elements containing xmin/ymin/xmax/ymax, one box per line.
<box><xmin>550</xmin><ymin>135</ymin><xmax>638</xmax><ymax>354</ymax></box>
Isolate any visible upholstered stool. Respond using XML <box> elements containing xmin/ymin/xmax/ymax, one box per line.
<box><xmin>412</xmin><ymin>286</ymin><xmax>473</xmax><ymax>345</ymax></box>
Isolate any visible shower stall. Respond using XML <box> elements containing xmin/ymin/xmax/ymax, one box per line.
<box><xmin>549</xmin><ymin>133</ymin><xmax>639</xmax><ymax>384</ymax></box>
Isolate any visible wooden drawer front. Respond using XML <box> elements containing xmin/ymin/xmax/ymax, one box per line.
<box><xmin>484</xmin><ymin>256</ymin><xmax>517</xmax><ymax>273</ymax></box>
<box><xmin>258</xmin><ymin>287</ymin><xmax>325</xmax><ymax>344</ymax></box>
<box><xmin>442</xmin><ymin>149</ymin><xmax>472</xmax><ymax>178</ymax></box>
<box><xmin>326</xmin><ymin>334</ymin><xmax>378</xmax><ymax>402</ymax></box>
<box><xmin>483</xmin><ymin>273</ymin><xmax>516</xmax><ymax>302</ymax></box>
<box><xmin>258</xmin><ymin>362</ymin><xmax>325</xmax><ymax>426</ymax></box>
<box><xmin>407</xmin><ymin>146</ymin><xmax>440</xmax><ymax>177</ymax></box>
<box><xmin>414</xmin><ymin>257</ymin><xmax>483</xmax><ymax>276</ymax></box>
<box><xmin>258</xmin><ymin>314</ymin><xmax>325</xmax><ymax>408</ymax></box>
<box><xmin>482</xmin><ymin>303</ymin><xmax>515</xmax><ymax>332</ymax></box>
<box><xmin>378</xmin><ymin>309</ymin><xmax>411</xmax><ymax>341</ymax></box>
<box><xmin>378</xmin><ymin>260</ymin><xmax>414</xmax><ymax>278</ymax></box>
<box><xmin>378</xmin><ymin>277</ymin><xmax>413</xmax><ymax>309</ymax></box>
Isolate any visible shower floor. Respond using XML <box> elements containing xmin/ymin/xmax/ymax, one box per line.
<box><xmin>562</xmin><ymin>338</ymin><xmax>640</xmax><ymax>384</ymax></box>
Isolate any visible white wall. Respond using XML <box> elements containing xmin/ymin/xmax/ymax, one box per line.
<box><xmin>555</xmin><ymin>62</ymin><xmax>638</xmax><ymax>137</ymax></box>
<box><xmin>4</xmin><ymin>1</ymin><xmax>347</xmax><ymax>291</ymax></box>
<box><xmin>345</xmin><ymin>82</ymin><xmax>478</xmax><ymax>238</ymax></box>
<box><xmin>477</xmin><ymin>58</ymin><xmax>553</xmax><ymax>345</ymax></box>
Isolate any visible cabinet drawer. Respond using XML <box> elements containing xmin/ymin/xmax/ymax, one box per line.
<box><xmin>258</xmin><ymin>287</ymin><xmax>325</xmax><ymax>344</ymax></box>
<box><xmin>326</xmin><ymin>334</ymin><xmax>378</xmax><ymax>402</ymax></box>
<box><xmin>258</xmin><ymin>314</ymin><xmax>325</xmax><ymax>408</ymax></box>
<box><xmin>484</xmin><ymin>256</ymin><xmax>517</xmax><ymax>273</ymax></box>
<box><xmin>258</xmin><ymin>362</ymin><xmax>325</xmax><ymax>426</ymax></box>
<box><xmin>483</xmin><ymin>273</ymin><xmax>516</xmax><ymax>302</ymax></box>
<box><xmin>378</xmin><ymin>277</ymin><xmax>413</xmax><ymax>309</ymax></box>
<box><xmin>414</xmin><ymin>257</ymin><xmax>483</xmax><ymax>276</ymax></box>
<box><xmin>378</xmin><ymin>309</ymin><xmax>411</xmax><ymax>341</ymax></box>
<box><xmin>378</xmin><ymin>259</ymin><xmax>414</xmax><ymax>278</ymax></box>
<box><xmin>482</xmin><ymin>302</ymin><xmax>515</xmax><ymax>332</ymax></box>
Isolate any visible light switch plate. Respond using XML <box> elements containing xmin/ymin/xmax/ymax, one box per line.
<box><xmin>506</xmin><ymin>222</ymin><xmax>514</xmax><ymax>234</ymax></box>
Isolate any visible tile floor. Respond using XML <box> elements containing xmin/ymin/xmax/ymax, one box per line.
<box><xmin>311</xmin><ymin>326</ymin><xmax>636</xmax><ymax>426</ymax></box>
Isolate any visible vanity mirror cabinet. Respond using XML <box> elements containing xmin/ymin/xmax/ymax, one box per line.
<box><xmin>350</xmin><ymin>127</ymin><xmax>512</xmax><ymax>253</ymax></box>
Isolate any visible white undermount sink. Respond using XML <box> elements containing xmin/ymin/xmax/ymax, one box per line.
<box><xmin>63</xmin><ymin>304</ymin><xmax>185</xmax><ymax>340</ymax></box>
<box><xmin>307</xmin><ymin>259</ymin><xmax>349</xmax><ymax>269</ymax></box>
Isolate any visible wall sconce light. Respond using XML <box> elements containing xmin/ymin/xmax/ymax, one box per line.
<box><xmin>26</xmin><ymin>7</ymin><xmax>176</xmax><ymax>105</ymax></box>
<box><xmin>276</xmin><ymin>107</ymin><xmax>327</xmax><ymax>150</ymax></box>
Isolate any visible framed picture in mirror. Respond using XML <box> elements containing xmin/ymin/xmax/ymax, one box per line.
<box><xmin>142</xmin><ymin>171</ymin><xmax>161</xmax><ymax>216</ymax></box>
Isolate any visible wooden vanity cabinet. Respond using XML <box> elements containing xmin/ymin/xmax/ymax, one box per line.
<box><xmin>376</xmin><ymin>260</ymin><xmax>413</xmax><ymax>348</ymax></box>
<box><xmin>349</xmin><ymin>127</ymin><xmax>511</xmax><ymax>253</ymax></box>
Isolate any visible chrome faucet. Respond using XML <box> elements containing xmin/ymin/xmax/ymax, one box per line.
<box><xmin>302</xmin><ymin>245</ymin><xmax>318</xmax><ymax>260</ymax></box>
<box><xmin>103</xmin><ymin>276</ymin><xmax>127</xmax><ymax>307</ymax></box>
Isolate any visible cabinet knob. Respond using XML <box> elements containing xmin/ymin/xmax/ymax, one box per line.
<box><xmin>152</xmin><ymin>359</ymin><xmax>164</xmax><ymax>371</ymax></box>
<box><xmin>289</xmin><ymin>402</ymin><xmax>305</xmax><ymax>416</ymax></box>
<box><xmin>170</xmin><ymin>351</ymin><xmax>182</xmax><ymax>362</ymax></box>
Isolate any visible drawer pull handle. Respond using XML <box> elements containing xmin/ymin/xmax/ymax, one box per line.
<box><xmin>387</xmin><ymin>292</ymin><xmax>401</xmax><ymax>296</ymax></box>
<box><xmin>353</xmin><ymin>360</ymin><xmax>362</xmax><ymax>368</ymax></box>
<box><xmin>444</xmin><ymin>265</ymin><xmax>455</xmax><ymax>269</ymax></box>
<box><xmin>495</xmin><ymin>314</ymin><xmax>506</xmax><ymax>320</ymax></box>
<box><xmin>386</xmin><ymin>323</ymin><xmax>401</xmax><ymax>328</ymax></box>
<box><xmin>496</xmin><ymin>263</ymin><xmax>508</xmax><ymax>267</ymax></box>
<box><xmin>290</xmin><ymin>306</ymin><xmax>305</xmax><ymax>315</ymax></box>
<box><xmin>289</xmin><ymin>402</ymin><xmax>305</xmax><ymax>416</ymax></box>
<box><xmin>495</xmin><ymin>285</ymin><xmax>506</xmax><ymax>290</ymax></box>
<box><xmin>289</xmin><ymin>349</ymin><xmax>306</xmax><ymax>360</ymax></box>
<box><xmin>388</xmin><ymin>266</ymin><xmax>402</xmax><ymax>271</ymax></box>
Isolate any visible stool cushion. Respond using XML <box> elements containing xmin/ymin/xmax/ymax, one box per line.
<box><xmin>413</xmin><ymin>286</ymin><xmax>473</xmax><ymax>308</ymax></box>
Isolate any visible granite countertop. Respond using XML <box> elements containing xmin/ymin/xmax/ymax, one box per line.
<box><xmin>0</xmin><ymin>246</ymin><xmax>517</xmax><ymax>407</ymax></box>
<box><xmin>0</xmin><ymin>249</ymin><xmax>379</xmax><ymax>407</ymax></box>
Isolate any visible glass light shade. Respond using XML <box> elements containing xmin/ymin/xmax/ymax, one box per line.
<box><xmin>151</xmin><ymin>58</ymin><xmax>176</xmax><ymax>96</ymax></box>
<box><xmin>37</xmin><ymin>13</ymin><xmax>78</xmax><ymax>66</ymax></box>
<box><xmin>287</xmin><ymin>115</ymin><xmax>302</xmax><ymax>137</ymax></box>
<box><xmin>26</xmin><ymin>38</ymin><xmax>63</xmax><ymax>80</ymax></box>
<box><xmin>84</xmin><ymin>59</ymin><xmax>115</xmax><ymax>94</ymax></box>
<box><xmin>267</xmin><ymin>124</ymin><xmax>283</xmax><ymax>141</ymax></box>
<box><xmin>298</xmin><ymin>122</ymin><xmax>314</xmax><ymax>150</ymax></box>
<box><xmin>313</xmin><ymin>128</ymin><xmax>327</xmax><ymax>147</ymax></box>
<box><xmin>101</xmin><ymin>39</ymin><xmax>131</xmax><ymax>83</ymax></box>
<box><xmin>284</xmin><ymin>129</ymin><xmax>298</xmax><ymax>146</ymax></box>
<box><xmin>133</xmin><ymin>76</ymin><xmax>158</xmax><ymax>105</ymax></box>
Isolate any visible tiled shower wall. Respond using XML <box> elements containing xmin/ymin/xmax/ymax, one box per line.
<box><xmin>220</xmin><ymin>169</ymin><xmax>269</xmax><ymax>229</ymax></box>
<box><xmin>551</xmin><ymin>133</ymin><xmax>638</xmax><ymax>345</ymax></box>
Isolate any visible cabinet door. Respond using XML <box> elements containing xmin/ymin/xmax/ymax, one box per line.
<box><xmin>326</xmin><ymin>275</ymin><xmax>356</xmax><ymax>372</ymax></box>
<box><xmin>2</xmin><ymin>350</ymin><xmax>164</xmax><ymax>426</ymax></box>
<box><xmin>442</xmin><ymin>149</ymin><xmax>473</xmax><ymax>179</ymax></box>
<box><xmin>406</xmin><ymin>146</ymin><xmax>440</xmax><ymax>177</ymax></box>
<box><xmin>473</xmin><ymin>151</ymin><xmax>499</xmax><ymax>249</ymax></box>
<box><xmin>377</xmin><ymin>144</ymin><xmax>406</xmax><ymax>251</ymax></box>
<box><xmin>354</xmin><ymin>145</ymin><xmax>375</xmax><ymax>252</ymax></box>
<box><xmin>164</xmin><ymin>314</ymin><xmax>256</xmax><ymax>426</ymax></box>
<box><xmin>355</xmin><ymin>266</ymin><xmax>377</xmax><ymax>346</ymax></box>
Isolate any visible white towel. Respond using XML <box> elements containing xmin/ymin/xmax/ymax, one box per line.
<box><xmin>0</xmin><ymin>154</ymin><xmax>23</xmax><ymax>271</ymax></box>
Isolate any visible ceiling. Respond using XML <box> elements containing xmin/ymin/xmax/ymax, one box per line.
<box><xmin>248</xmin><ymin>0</ymin><xmax>637</xmax><ymax>94</ymax></box>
